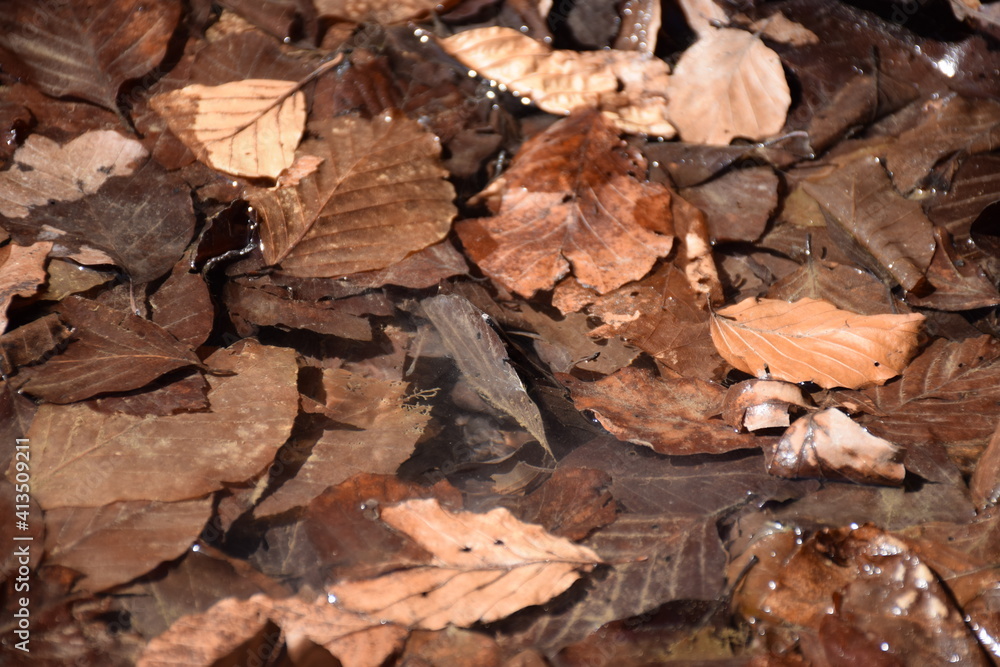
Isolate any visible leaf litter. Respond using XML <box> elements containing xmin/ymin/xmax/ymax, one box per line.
<box><xmin>1</xmin><ymin>0</ymin><xmax>1000</xmax><ymax>663</ymax></box>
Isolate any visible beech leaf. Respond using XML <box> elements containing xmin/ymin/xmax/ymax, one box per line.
<box><xmin>667</xmin><ymin>28</ymin><xmax>791</xmax><ymax>145</ymax></box>
<box><xmin>328</xmin><ymin>498</ymin><xmax>602</xmax><ymax>630</ymax></box>
<box><xmin>150</xmin><ymin>79</ymin><xmax>306</xmax><ymax>179</ymax></box>
<box><xmin>14</xmin><ymin>340</ymin><xmax>298</xmax><ymax>509</ymax></box>
<box><xmin>249</xmin><ymin>113</ymin><xmax>456</xmax><ymax>277</ymax></box>
<box><xmin>710</xmin><ymin>297</ymin><xmax>924</xmax><ymax>389</ymax></box>
<box><xmin>0</xmin><ymin>242</ymin><xmax>51</xmax><ymax>334</ymax></box>
<box><xmin>439</xmin><ymin>27</ymin><xmax>675</xmax><ymax>136</ymax></box>
<box><xmin>456</xmin><ymin>111</ymin><xmax>674</xmax><ymax>297</ymax></box>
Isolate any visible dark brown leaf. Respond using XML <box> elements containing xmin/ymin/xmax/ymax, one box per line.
<box><xmin>558</xmin><ymin>368</ymin><xmax>757</xmax><ymax>455</ymax></box>
<box><xmin>0</xmin><ymin>313</ymin><xmax>71</xmax><ymax>377</ymax></box>
<box><xmin>17</xmin><ymin>297</ymin><xmax>202</xmax><ymax>404</ymax></box>
<box><xmin>767</xmin><ymin>255</ymin><xmax>902</xmax><ymax>316</ymax></box>
<box><xmin>93</xmin><ymin>372</ymin><xmax>210</xmax><ymax>417</ymax></box>
<box><xmin>150</xmin><ymin>263</ymin><xmax>214</xmax><ymax>349</ymax></box>
<box><xmin>971</xmin><ymin>422</ymin><xmax>1000</xmax><ymax>509</ymax></box>
<box><xmin>801</xmin><ymin>154</ymin><xmax>936</xmax><ymax>292</ymax></box>
<box><xmin>905</xmin><ymin>226</ymin><xmax>1000</xmax><ymax>311</ymax></box>
<box><xmin>927</xmin><ymin>154</ymin><xmax>1000</xmax><ymax>237</ymax></box>
<box><xmin>0</xmin><ymin>0</ymin><xmax>181</xmax><ymax>111</ymax></box>
<box><xmin>456</xmin><ymin>111</ymin><xmax>674</xmax><ymax>297</ymax></box>
<box><xmin>679</xmin><ymin>166</ymin><xmax>779</xmax><ymax>243</ymax></box>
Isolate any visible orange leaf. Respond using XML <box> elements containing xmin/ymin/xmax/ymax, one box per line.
<box><xmin>710</xmin><ymin>297</ymin><xmax>924</xmax><ymax>389</ymax></box>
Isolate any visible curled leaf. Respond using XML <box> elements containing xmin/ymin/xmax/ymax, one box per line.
<box><xmin>710</xmin><ymin>297</ymin><xmax>924</xmax><ymax>389</ymax></box>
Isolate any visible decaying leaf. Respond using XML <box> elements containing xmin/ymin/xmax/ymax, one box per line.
<box><xmin>422</xmin><ymin>294</ymin><xmax>550</xmax><ymax>458</ymax></box>
<box><xmin>15</xmin><ymin>340</ymin><xmax>298</xmax><ymax>509</ymax></box>
<box><xmin>0</xmin><ymin>313</ymin><xmax>71</xmax><ymax>377</ymax></box>
<box><xmin>456</xmin><ymin>111</ymin><xmax>674</xmax><ymax>297</ymax></box>
<box><xmin>970</xmin><ymin>421</ymin><xmax>1000</xmax><ymax>509</ymax></box>
<box><xmin>43</xmin><ymin>496</ymin><xmax>213</xmax><ymax>593</ymax></box>
<box><xmin>0</xmin><ymin>0</ymin><xmax>181</xmax><ymax>111</ymax></box>
<box><xmin>558</xmin><ymin>367</ymin><xmax>755</xmax><ymax>455</ymax></box>
<box><xmin>667</xmin><ymin>27</ymin><xmax>791</xmax><ymax>144</ymax></box>
<box><xmin>767</xmin><ymin>254</ymin><xmax>902</xmax><ymax>316</ymax></box>
<box><xmin>316</xmin><ymin>0</ymin><xmax>461</xmax><ymax>24</ymax></box>
<box><xmin>905</xmin><ymin>227</ymin><xmax>1000</xmax><ymax>311</ymax></box>
<box><xmin>329</xmin><ymin>498</ymin><xmax>602</xmax><ymax>630</ymax></box>
<box><xmin>710</xmin><ymin>297</ymin><xmax>924</xmax><ymax>389</ymax></box>
<box><xmin>150</xmin><ymin>79</ymin><xmax>306</xmax><ymax>179</ymax></box>
<box><xmin>439</xmin><ymin>27</ymin><xmax>675</xmax><ymax>136</ymax></box>
<box><xmin>0</xmin><ymin>241</ymin><xmax>51</xmax><ymax>333</ymax></box>
<box><xmin>801</xmin><ymin>154</ymin><xmax>937</xmax><ymax>292</ymax></box>
<box><xmin>722</xmin><ymin>379</ymin><xmax>812</xmax><ymax>432</ymax></box>
<box><xmin>0</xmin><ymin>131</ymin><xmax>148</xmax><ymax>218</ymax></box>
<box><xmin>767</xmin><ymin>408</ymin><xmax>905</xmax><ymax>485</ymax></box>
<box><xmin>249</xmin><ymin>113</ymin><xmax>456</xmax><ymax>277</ymax></box>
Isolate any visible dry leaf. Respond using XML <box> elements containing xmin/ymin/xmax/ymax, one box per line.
<box><xmin>0</xmin><ymin>242</ymin><xmax>51</xmax><ymax>333</ymax></box>
<box><xmin>710</xmin><ymin>297</ymin><xmax>924</xmax><ymax>389</ymax></box>
<box><xmin>316</xmin><ymin>0</ymin><xmax>460</xmax><ymax>23</ymax></box>
<box><xmin>722</xmin><ymin>379</ymin><xmax>812</xmax><ymax>432</ymax></box>
<box><xmin>15</xmin><ymin>339</ymin><xmax>298</xmax><ymax>509</ymax></box>
<box><xmin>0</xmin><ymin>131</ymin><xmax>148</xmax><ymax>218</ymax></box>
<box><xmin>747</xmin><ymin>12</ymin><xmax>821</xmax><ymax>46</ymax></box>
<box><xmin>439</xmin><ymin>27</ymin><xmax>675</xmax><ymax>136</ymax></box>
<box><xmin>150</xmin><ymin>79</ymin><xmax>306</xmax><ymax>179</ymax></box>
<box><xmin>329</xmin><ymin>498</ymin><xmax>602</xmax><ymax>630</ymax></box>
<box><xmin>422</xmin><ymin>294</ymin><xmax>550</xmax><ymax>458</ymax></box>
<box><xmin>767</xmin><ymin>408</ymin><xmax>905</xmax><ymax>485</ymax></box>
<box><xmin>456</xmin><ymin>111</ymin><xmax>674</xmax><ymax>297</ymax></box>
<box><xmin>249</xmin><ymin>112</ymin><xmax>456</xmax><ymax>277</ymax></box>
<box><xmin>668</xmin><ymin>28</ymin><xmax>791</xmax><ymax>144</ymax></box>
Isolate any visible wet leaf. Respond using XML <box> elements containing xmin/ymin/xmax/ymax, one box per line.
<box><xmin>971</xmin><ymin>422</ymin><xmax>1000</xmax><ymax>509</ymax></box>
<box><xmin>905</xmin><ymin>227</ymin><xmax>1000</xmax><ymax>311</ymax></box>
<box><xmin>329</xmin><ymin>499</ymin><xmax>602</xmax><ymax>630</ymax></box>
<box><xmin>0</xmin><ymin>241</ymin><xmax>51</xmax><ymax>333</ymax></box>
<box><xmin>558</xmin><ymin>368</ymin><xmax>756</xmax><ymax>455</ymax></box>
<box><xmin>710</xmin><ymin>297</ymin><xmax>924</xmax><ymax>389</ymax></box>
<box><xmin>667</xmin><ymin>28</ymin><xmax>791</xmax><ymax>145</ymax></box>
<box><xmin>249</xmin><ymin>113</ymin><xmax>456</xmax><ymax>277</ymax></box>
<box><xmin>801</xmin><ymin>154</ymin><xmax>936</xmax><ymax>292</ymax></box>
<box><xmin>722</xmin><ymin>379</ymin><xmax>812</xmax><ymax>432</ymax></box>
<box><xmin>456</xmin><ymin>111</ymin><xmax>674</xmax><ymax>297</ymax></box>
<box><xmin>767</xmin><ymin>255</ymin><xmax>901</xmax><ymax>316</ymax></box>
<box><xmin>150</xmin><ymin>79</ymin><xmax>307</xmax><ymax>179</ymax></box>
<box><xmin>0</xmin><ymin>0</ymin><xmax>181</xmax><ymax>111</ymax></box>
<box><xmin>927</xmin><ymin>154</ymin><xmax>1000</xmax><ymax>237</ymax></box>
<box><xmin>150</xmin><ymin>264</ymin><xmax>214</xmax><ymax>349</ymax></box>
<box><xmin>0</xmin><ymin>313</ymin><xmax>71</xmax><ymax>377</ymax></box>
<box><xmin>17</xmin><ymin>297</ymin><xmax>202</xmax><ymax>404</ymax></box>
<box><xmin>14</xmin><ymin>340</ymin><xmax>298</xmax><ymax>509</ymax></box>
<box><xmin>439</xmin><ymin>27</ymin><xmax>674</xmax><ymax>136</ymax></box>
<box><xmin>679</xmin><ymin>166</ymin><xmax>779</xmax><ymax>243</ymax></box>
<box><xmin>767</xmin><ymin>408</ymin><xmax>905</xmax><ymax>485</ymax></box>
<box><xmin>316</xmin><ymin>0</ymin><xmax>460</xmax><ymax>24</ymax></box>
<box><xmin>43</xmin><ymin>497</ymin><xmax>213</xmax><ymax>593</ymax></box>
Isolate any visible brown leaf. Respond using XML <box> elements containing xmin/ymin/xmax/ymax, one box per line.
<box><xmin>971</xmin><ymin>422</ymin><xmax>1000</xmax><ymax>509</ymax></box>
<box><xmin>344</xmin><ymin>241</ymin><xmax>469</xmax><ymax>290</ymax></box>
<box><xmin>558</xmin><ymin>368</ymin><xmax>756</xmax><ymax>455</ymax></box>
<box><xmin>38</xmin><ymin>259</ymin><xmax>114</xmax><ymax>301</ymax></box>
<box><xmin>93</xmin><ymin>372</ymin><xmax>210</xmax><ymax>417</ymax></box>
<box><xmin>0</xmin><ymin>241</ymin><xmax>51</xmax><ymax>333</ymax></box>
<box><xmin>885</xmin><ymin>95</ymin><xmax>1000</xmax><ymax>194</ymax></box>
<box><xmin>14</xmin><ymin>339</ymin><xmax>298</xmax><ymax>509</ymax></box>
<box><xmin>863</xmin><ymin>335</ymin><xmax>1000</xmax><ymax>467</ymax></box>
<box><xmin>439</xmin><ymin>27</ymin><xmax>675</xmax><ymax>136</ymax></box>
<box><xmin>767</xmin><ymin>255</ymin><xmax>902</xmax><ymax>316</ymax></box>
<box><xmin>679</xmin><ymin>166</ymin><xmax>779</xmax><ymax>243</ymax></box>
<box><xmin>0</xmin><ymin>131</ymin><xmax>148</xmax><ymax>219</ymax></box>
<box><xmin>905</xmin><ymin>227</ymin><xmax>1000</xmax><ymax>311</ymax></box>
<box><xmin>767</xmin><ymin>408</ymin><xmax>905</xmax><ymax>485</ymax></box>
<box><xmin>150</xmin><ymin>79</ymin><xmax>307</xmax><ymax>179</ymax></box>
<box><xmin>150</xmin><ymin>264</ymin><xmax>214</xmax><ymax>349</ymax></box>
<box><xmin>255</xmin><ymin>370</ymin><xmax>431</xmax><ymax>517</ymax></box>
<box><xmin>249</xmin><ymin>112</ymin><xmax>456</xmax><ymax>277</ymax></box>
<box><xmin>927</xmin><ymin>154</ymin><xmax>1000</xmax><ymax>237</ymax></box>
<box><xmin>493</xmin><ymin>467</ymin><xmax>617</xmax><ymax>541</ymax></box>
<box><xmin>0</xmin><ymin>313</ymin><xmax>71</xmax><ymax>377</ymax></box>
<box><xmin>138</xmin><ymin>594</ymin><xmax>408</xmax><ymax>667</ymax></box>
<box><xmin>422</xmin><ymin>294</ymin><xmax>550</xmax><ymax>457</ymax></box>
<box><xmin>456</xmin><ymin>111</ymin><xmax>674</xmax><ymax>297</ymax></box>
<box><xmin>0</xmin><ymin>0</ymin><xmax>181</xmax><ymax>111</ymax></box>
<box><xmin>43</xmin><ymin>497</ymin><xmax>213</xmax><ymax>593</ymax></box>
<box><xmin>316</xmin><ymin>0</ymin><xmax>460</xmax><ymax>23</ymax></box>
<box><xmin>710</xmin><ymin>297</ymin><xmax>924</xmax><ymax>389</ymax></box>
<box><xmin>328</xmin><ymin>499</ymin><xmax>602</xmax><ymax>630</ymax></box>
<box><xmin>801</xmin><ymin>154</ymin><xmax>936</xmax><ymax>292</ymax></box>
<box><xmin>722</xmin><ymin>379</ymin><xmax>812</xmax><ymax>432</ymax></box>
<box><xmin>667</xmin><ymin>28</ymin><xmax>791</xmax><ymax>144</ymax></box>
<box><xmin>17</xmin><ymin>297</ymin><xmax>202</xmax><ymax>404</ymax></box>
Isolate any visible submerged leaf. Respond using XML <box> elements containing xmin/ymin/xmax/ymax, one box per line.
<box><xmin>250</xmin><ymin>113</ymin><xmax>456</xmax><ymax>277</ymax></box>
<box><xmin>710</xmin><ymin>297</ymin><xmax>924</xmax><ymax>389</ymax></box>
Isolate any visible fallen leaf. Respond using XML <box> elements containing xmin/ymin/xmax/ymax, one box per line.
<box><xmin>249</xmin><ymin>112</ymin><xmax>456</xmax><ymax>277</ymax></box>
<box><xmin>329</xmin><ymin>498</ymin><xmax>602</xmax><ymax>630</ymax></box>
<box><xmin>438</xmin><ymin>27</ymin><xmax>675</xmax><ymax>136</ymax></box>
<box><xmin>493</xmin><ymin>467</ymin><xmax>617</xmax><ymax>541</ymax></box>
<box><xmin>0</xmin><ymin>313</ymin><xmax>71</xmax><ymax>377</ymax></box>
<box><xmin>767</xmin><ymin>255</ymin><xmax>902</xmax><ymax>316</ymax></box>
<box><xmin>710</xmin><ymin>297</ymin><xmax>924</xmax><ymax>389</ymax></box>
<box><xmin>150</xmin><ymin>79</ymin><xmax>306</xmax><ymax>179</ymax></box>
<box><xmin>0</xmin><ymin>241</ymin><xmax>51</xmax><ymax>333</ymax></box>
<box><xmin>0</xmin><ymin>0</ymin><xmax>181</xmax><ymax>111</ymax></box>
<box><xmin>316</xmin><ymin>0</ymin><xmax>460</xmax><ymax>23</ymax></box>
<box><xmin>679</xmin><ymin>166</ymin><xmax>779</xmax><ymax>243</ymax></box>
<box><xmin>149</xmin><ymin>263</ymin><xmax>214</xmax><ymax>349</ymax></box>
<box><xmin>800</xmin><ymin>154</ymin><xmax>936</xmax><ymax>292</ymax></box>
<box><xmin>667</xmin><ymin>27</ymin><xmax>791</xmax><ymax>144</ymax></box>
<box><xmin>971</xmin><ymin>422</ymin><xmax>1000</xmax><ymax>509</ymax></box>
<box><xmin>677</xmin><ymin>0</ymin><xmax>728</xmax><ymax>36</ymax></box>
<box><xmin>43</xmin><ymin>497</ymin><xmax>213</xmax><ymax>593</ymax></box>
<box><xmin>905</xmin><ymin>227</ymin><xmax>1000</xmax><ymax>311</ymax></box>
<box><xmin>927</xmin><ymin>154</ymin><xmax>1000</xmax><ymax>237</ymax></box>
<box><xmin>93</xmin><ymin>372</ymin><xmax>210</xmax><ymax>418</ymax></box>
<box><xmin>13</xmin><ymin>339</ymin><xmax>298</xmax><ymax>509</ymax></box>
<box><xmin>862</xmin><ymin>335</ymin><xmax>1000</xmax><ymax>468</ymax></box>
<box><xmin>139</xmin><ymin>594</ymin><xmax>408</xmax><ymax>667</ymax></box>
<box><xmin>558</xmin><ymin>368</ymin><xmax>756</xmax><ymax>455</ymax></box>
<box><xmin>422</xmin><ymin>294</ymin><xmax>550</xmax><ymax>458</ymax></box>
<box><xmin>0</xmin><ymin>131</ymin><xmax>148</xmax><ymax>218</ymax></box>
<box><xmin>456</xmin><ymin>111</ymin><xmax>674</xmax><ymax>297</ymax></box>
<box><xmin>722</xmin><ymin>379</ymin><xmax>812</xmax><ymax>431</ymax></box>
<box><xmin>747</xmin><ymin>12</ymin><xmax>821</xmax><ymax>46</ymax></box>
<box><xmin>767</xmin><ymin>408</ymin><xmax>905</xmax><ymax>485</ymax></box>
<box><xmin>38</xmin><ymin>259</ymin><xmax>114</xmax><ymax>302</ymax></box>
<box><xmin>17</xmin><ymin>297</ymin><xmax>203</xmax><ymax>404</ymax></box>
